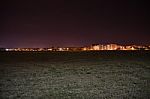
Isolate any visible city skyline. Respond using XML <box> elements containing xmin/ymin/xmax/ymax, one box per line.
<box><xmin>1</xmin><ymin>43</ymin><xmax>150</xmax><ymax>51</ymax></box>
<box><xmin>1</xmin><ymin>0</ymin><xmax>150</xmax><ymax>48</ymax></box>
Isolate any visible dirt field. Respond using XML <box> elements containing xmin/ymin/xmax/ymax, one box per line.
<box><xmin>0</xmin><ymin>51</ymin><xmax>150</xmax><ymax>99</ymax></box>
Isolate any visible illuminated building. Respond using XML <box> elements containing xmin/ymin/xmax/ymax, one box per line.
<box><xmin>110</xmin><ymin>44</ymin><xmax>118</xmax><ymax>50</ymax></box>
<box><xmin>105</xmin><ymin>44</ymin><xmax>118</xmax><ymax>50</ymax></box>
<box><xmin>91</xmin><ymin>44</ymin><xmax>100</xmax><ymax>50</ymax></box>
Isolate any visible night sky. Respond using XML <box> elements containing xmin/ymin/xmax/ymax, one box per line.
<box><xmin>1</xmin><ymin>0</ymin><xmax>150</xmax><ymax>48</ymax></box>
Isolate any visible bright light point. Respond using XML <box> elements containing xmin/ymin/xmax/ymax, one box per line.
<box><xmin>5</xmin><ymin>49</ymin><xmax>9</xmax><ymax>51</ymax></box>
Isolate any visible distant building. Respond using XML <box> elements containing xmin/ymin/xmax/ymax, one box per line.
<box><xmin>91</xmin><ymin>44</ymin><xmax>100</xmax><ymax>50</ymax></box>
<box><xmin>47</xmin><ymin>48</ymin><xmax>52</xmax><ymax>51</ymax></box>
<box><xmin>106</xmin><ymin>44</ymin><xmax>118</xmax><ymax>50</ymax></box>
<box><xmin>91</xmin><ymin>44</ymin><xmax>119</xmax><ymax>50</ymax></box>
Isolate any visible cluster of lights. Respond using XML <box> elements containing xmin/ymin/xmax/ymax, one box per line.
<box><xmin>2</xmin><ymin>44</ymin><xmax>150</xmax><ymax>51</ymax></box>
<box><xmin>90</xmin><ymin>44</ymin><xmax>150</xmax><ymax>50</ymax></box>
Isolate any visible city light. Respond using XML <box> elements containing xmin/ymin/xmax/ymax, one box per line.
<box><xmin>2</xmin><ymin>44</ymin><xmax>150</xmax><ymax>52</ymax></box>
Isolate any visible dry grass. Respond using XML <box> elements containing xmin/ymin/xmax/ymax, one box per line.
<box><xmin>0</xmin><ymin>51</ymin><xmax>150</xmax><ymax>98</ymax></box>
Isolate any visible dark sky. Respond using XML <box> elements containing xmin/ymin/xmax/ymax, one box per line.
<box><xmin>0</xmin><ymin>0</ymin><xmax>150</xmax><ymax>48</ymax></box>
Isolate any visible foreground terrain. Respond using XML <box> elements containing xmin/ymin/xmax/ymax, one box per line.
<box><xmin>0</xmin><ymin>51</ymin><xmax>150</xmax><ymax>99</ymax></box>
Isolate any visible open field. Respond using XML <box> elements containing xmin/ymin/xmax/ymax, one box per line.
<box><xmin>0</xmin><ymin>51</ymin><xmax>150</xmax><ymax>99</ymax></box>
